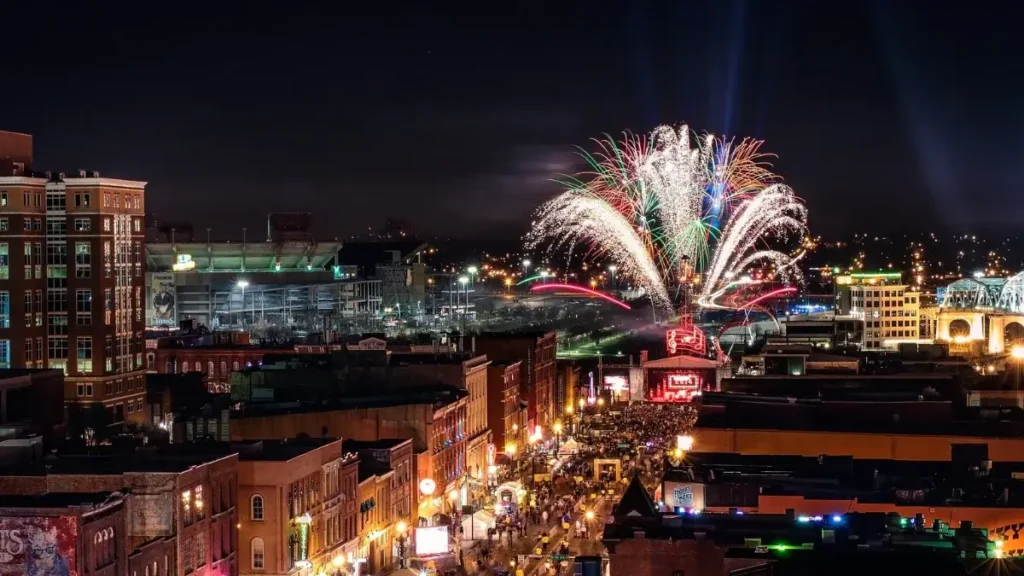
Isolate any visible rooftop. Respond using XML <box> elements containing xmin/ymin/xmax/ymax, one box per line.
<box><xmin>342</xmin><ymin>439</ymin><xmax>409</xmax><ymax>451</ymax></box>
<box><xmin>234</xmin><ymin>383</ymin><xmax>468</xmax><ymax>419</ymax></box>
<box><xmin>0</xmin><ymin>491</ymin><xmax>124</xmax><ymax>510</ymax></box>
<box><xmin>0</xmin><ymin>443</ymin><xmax>237</xmax><ymax>476</ymax></box>
<box><xmin>696</xmin><ymin>392</ymin><xmax>1024</xmax><ymax>437</ymax></box>
<box><xmin>668</xmin><ymin>451</ymin><xmax>1024</xmax><ymax>508</ymax></box>
<box><xmin>236</xmin><ymin>438</ymin><xmax>340</xmax><ymax>462</ymax></box>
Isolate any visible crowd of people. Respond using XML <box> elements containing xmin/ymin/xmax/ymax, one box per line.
<box><xmin>461</xmin><ymin>401</ymin><xmax>697</xmax><ymax>576</ymax></box>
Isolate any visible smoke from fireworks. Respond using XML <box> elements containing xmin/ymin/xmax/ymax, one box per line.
<box><xmin>527</xmin><ymin>124</ymin><xmax>807</xmax><ymax>313</ymax></box>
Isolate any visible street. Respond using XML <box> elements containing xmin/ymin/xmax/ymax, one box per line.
<box><xmin>458</xmin><ymin>402</ymin><xmax>696</xmax><ymax>576</ymax></box>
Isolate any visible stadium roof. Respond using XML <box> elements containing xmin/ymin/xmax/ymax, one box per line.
<box><xmin>146</xmin><ymin>240</ymin><xmax>341</xmax><ymax>272</ymax></box>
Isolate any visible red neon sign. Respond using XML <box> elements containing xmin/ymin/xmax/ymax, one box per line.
<box><xmin>648</xmin><ymin>372</ymin><xmax>704</xmax><ymax>403</ymax></box>
<box><xmin>667</xmin><ymin>324</ymin><xmax>706</xmax><ymax>356</ymax></box>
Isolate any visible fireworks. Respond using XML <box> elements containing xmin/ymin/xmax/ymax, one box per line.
<box><xmin>527</xmin><ymin>123</ymin><xmax>807</xmax><ymax>313</ymax></box>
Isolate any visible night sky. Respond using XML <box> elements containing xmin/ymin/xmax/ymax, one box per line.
<box><xmin>2</xmin><ymin>1</ymin><xmax>1022</xmax><ymax>239</ymax></box>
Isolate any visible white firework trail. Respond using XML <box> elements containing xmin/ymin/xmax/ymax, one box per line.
<box><xmin>703</xmin><ymin>184</ymin><xmax>808</xmax><ymax>293</ymax></box>
<box><xmin>528</xmin><ymin>124</ymin><xmax>808</xmax><ymax>314</ymax></box>
<box><xmin>528</xmin><ymin>190</ymin><xmax>673</xmax><ymax>310</ymax></box>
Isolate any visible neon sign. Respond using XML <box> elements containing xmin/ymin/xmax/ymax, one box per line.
<box><xmin>667</xmin><ymin>325</ymin><xmax>706</xmax><ymax>356</ymax></box>
<box><xmin>649</xmin><ymin>373</ymin><xmax>704</xmax><ymax>403</ymax></box>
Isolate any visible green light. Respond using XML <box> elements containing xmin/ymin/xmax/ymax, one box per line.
<box><xmin>275</xmin><ymin>263</ymin><xmax>281</xmax><ymax>271</ymax></box>
<box><xmin>516</xmin><ymin>274</ymin><xmax>544</xmax><ymax>286</ymax></box>
<box><xmin>832</xmin><ymin>267</ymin><xmax>840</xmax><ymax>273</ymax></box>
<box><xmin>899</xmin><ymin>518</ymin><xmax>908</xmax><ymax>527</ymax></box>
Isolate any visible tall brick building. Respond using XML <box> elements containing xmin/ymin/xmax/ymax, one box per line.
<box><xmin>0</xmin><ymin>131</ymin><xmax>147</xmax><ymax>423</ymax></box>
<box><xmin>475</xmin><ymin>332</ymin><xmax>557</xmax><ymax>430</ymax></box>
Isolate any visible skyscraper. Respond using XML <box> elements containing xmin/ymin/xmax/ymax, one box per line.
<box><xmin>0</xmin><ymin>132</ymin><xmax>148</xmax><ymax>424</ymax></box>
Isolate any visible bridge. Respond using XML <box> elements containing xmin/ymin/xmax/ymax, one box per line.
<box><xmin>937</xmin><ymin>275</ymin><xmax>1024</xmax><ymax>355</ymax></box>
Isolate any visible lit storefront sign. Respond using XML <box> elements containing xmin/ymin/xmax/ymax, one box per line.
<box><xmin>294</xmin><ymin>513</ymin><xmax>312</xmax><ymax>568</ymax></box>
<box><xmin>172</xmin><ymin>254</ymin><xmax>196</xmax><ymax>271</ymax></box>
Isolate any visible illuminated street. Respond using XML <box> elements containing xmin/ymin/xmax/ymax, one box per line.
<box><xmin>458</xmin><ymin>402</ymin><xmax>696</xmax><ymax>575</ymax></box>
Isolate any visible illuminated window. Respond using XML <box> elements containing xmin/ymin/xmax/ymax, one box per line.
<box><xmin>251</xmin><ymin>538</ymin><xmax>265</xmax><ymax>569</ymax></box>
<box><xmin>251</xmin><ymin>494</ymin><xmax>264</xmax><ymax>521</ymax></box>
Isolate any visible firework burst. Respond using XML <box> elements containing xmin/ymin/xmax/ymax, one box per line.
<box><xmin>527</xmin><ymin>123</ymin><xmax>808</xmax><ymax>313</ymax></box>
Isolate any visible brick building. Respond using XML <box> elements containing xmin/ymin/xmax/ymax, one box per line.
<box><xmin>145</xmin><ymin>330</ymin><xmax>295</xmax><ymax>393</ymax></box>
<box><xmin>357</xmin><ymin>466</ymin><xmax>395</xmax><ymax>574</ymax></box>
<box><xmin>343</xmin><ymin>438</ymin><xmax>414</xmax><ymax>566</ymax></box>
<box><xmin>486</xmin><ymin>361</ymin><xmax>525</xmax><ymax>457</ymax></box>
<box><xmin>0</xmin><ymin>134</ymin><xmax>148</xmax><ymax>425</ymax></box>
<box><xmin>475</xmin><ymin>332</ymin><xmax>557</xmax><ymax>430</ymax></box>
<box><xmin>0</xmin><ymin>492</ymin><xmax>127</xmax><ymax>576</ymax></box>
<box><xmin>0</xmin><ymin>444</ymin><xmax>239</xmax><ymax>576</ymax></box>
<box><xmin>237</xmin><ymin>438</ymin><xmax>351</xmax><ymax>576</ymax></box>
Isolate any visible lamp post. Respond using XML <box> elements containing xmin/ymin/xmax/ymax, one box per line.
<box><xmin>608</xmin><ymin>265</ymin><xmax>617</xmax><ymax>290</ymax></box>
<box><xmin>553</xmin><ymin>421</ymin><xmax>564</xmax><ymax>455</ymax></box>
<box><xmin>467</xmin><ymin>265</ymin><xmax>478</xmax><ymax>288</ymax></box>
<box><xmin>458</xmin><ymin>276</ymin><xmax>469</xmax><ymax>333</ymax></box>
<box><xmin>522</xmin><ymin>259</ymin><xmax>531</xmax><ymax>279</ymax></box>
<box><xmin>396</xmin><ymin>521</ymin><xmax>408</xmax><ymax>568</ymax></box>
<box><xmin>539</xmin><ymin>270</ymin><xmax>548</xmax><ymax>284</ymax></box>
<box><xmin>237</xmin><ymin>280</ymin><xmax>249</xmax><ymax>327</ymax></box>
<box><xmin>504</xmin><ymin>277</ymin><xmax>513</xmax><ymax>294</ymax></box>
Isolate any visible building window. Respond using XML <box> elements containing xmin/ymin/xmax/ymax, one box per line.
<box><xmin>32</xmin><ymin>218</ymin><xmax>40</xmax><ymax>231</ymax></box>
<box><xmin>75</xmin><ymin>242</ymin><xmax>91</xmax><ymax>278</ymax></box>
<box><xmin>251</xmin><ymin>537</ymin><xmax>265</xmax><ymax>570</ymax></box>
<box><xmin>251</xmin><ymin>494</ymin><xmax>264</xmax><ymax>520</ymax></box>
<box><xmin>220</xmin><ymin>361</ymin><xmax>227</xmax><ymax>376</ymax></box>
<box><xmin>182</xmin><ymin>361</ymin><xmax>189</xmax><ymax>373</ymax></box>
<box><xmin>0</xmin><ymin>340</ymin><xmax>8</xmax><ymax>369</ymax></box>
<box><xmin>77</xmin><ymin>337</ymin><xmax>93</xmax><ymax>374</ymax></box>
<box><xmin>76</xmin><ymin>289</ymin><xmax>92</xmax><ymax>324</ymax></box>
<box><xmin>232</xmin><ymin>361</ymin><xmax>240</xmax><ymax>371</ymax></box>
<box><xmin>208</xmin><ymin>361</ymin><xmax>215</xmax><ymax>377</ymax></box>
<box><xmin>195</xmin><ymin>361</ymin><xmax>201</xmax><ymax>372</ymax></box>
<box><xmin>0</xmin><ymin>218</ymin><xmax>7</xmax><ymax>232</ymax></box>
<box><xmin>0</xmin><ymin>243</ymin><xmax>8</xmax><ymax>279</ymax></box>
<box><xmin>0</xmin><ymin>291</ymin><xmax>8</xmax><ymax>329</ymax></box>
<box><xmin>0</xmin><ymin>192</ymin><xmax>6</xmax><ymax>207</ymax></box>
<box><xmin>75</xmin><ymin>218</ymin><xmax>91</xmax><ymax>231</ymax></box>
<box><xmin>76</xmin><ymin>381</ymin><xmax>93</xmax><ymax>397</ymax></box>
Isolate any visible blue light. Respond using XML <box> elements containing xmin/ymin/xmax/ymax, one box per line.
<box><xmin>832</xmin><ymin>515</ymin><xmax>843</xmax><ymax>523</ymax></box>
<box><xmin>735</xmin><ymin>510</ymin><xmax>744</xmax><ymax>515</ymax></box>
<box><xmin>797</xmin><ymin>516</ymin><xmax>811</xmax><ymax>523</ymax></box>
<box><xmin>812</xmin><ymin>516</ymin><xmax>823</xmax><ymax>522</ymax></box>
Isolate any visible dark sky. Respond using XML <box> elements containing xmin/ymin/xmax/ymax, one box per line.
<box><xmin>2</xmin><ymin>1</ymin><xmax>1022</xmax><ymax>240</ymax></box>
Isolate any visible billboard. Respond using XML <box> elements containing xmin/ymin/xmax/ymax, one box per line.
<box><xmin>147</xmin><ymin>272</ymin><xmax>176</xmax><ymax>326</ymax></box>
<box><xmin>0</xmin><ymin>516</ymin><xmax>78</xmax><ymax>576</ymax></box>
<box><xmin>663</xmin><ymin>481</ymin><xmax>705</xmax><ymax>512</ymax></box>
<box><xmin>414</xmin><ymin>526</ymin><xmax>449</xmax><ymax>556</ymax></box>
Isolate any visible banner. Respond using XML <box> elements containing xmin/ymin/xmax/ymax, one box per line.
<box><xmin>0</xmin><ymin>516</ymin><xmax>78</xmax><ymax>576</ymax></box>
<box><xmin>148</xmin><ymin>272</ymin><xmax>176</xmax><ymax>326</ymax></box>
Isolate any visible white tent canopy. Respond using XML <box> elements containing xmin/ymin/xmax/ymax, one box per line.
<box><xmin>559</xmin><ymin>437</ymin><xmax>580</xmax><ymax>455</ymax></box>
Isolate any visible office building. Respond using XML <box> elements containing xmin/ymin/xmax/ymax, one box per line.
<box><xmin>0</xmin><ymin>133</ymin><xmax>148</xmax><ymax>422</ymax></box>
<box><xmin>835</xmin><ymin>271</ymin><xmax>920</xmax><ymax>350</ymax></box>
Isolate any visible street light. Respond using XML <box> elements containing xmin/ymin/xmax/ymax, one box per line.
<box><xmin>1012</xmin><ymin>346</ymin><xmax>1024</xmax><ymax>360</ymax></box>
<box><xmin>467</xmin><ymin>265</ymin><xmax>478</xmax><ymax>288</ymax></box>
<box><xmin>458</xmin><ymin>276</ymin><xmax>470</xmax><ymax>332</ymax></box>
<box><xmin>608</xmin><ymin>265</ymin><xmax>618</xmax><ymax>290</ymax></box>
<box><xmin>504</xmin><ymin>277</ymin><xmax>513</xmax><ymax>293</ymax></box>
<box><xmin>396</xmin><ymin>521</ymin><xmax>408</xmax><ymax>568</ymax></box>
<box><xmin>236</xmin><ymin>280</ymin><xmax>250</xmax><ymax>327</ymax></box>
<box><xmin>522</xmin><ymin>259</ymin><xmax>531</xmax><ymax>278</ymax></box>
<box><xmin>540</xmin><ymin>270</ymin><xmax>548</xmax><ymax>284</ymax></box>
